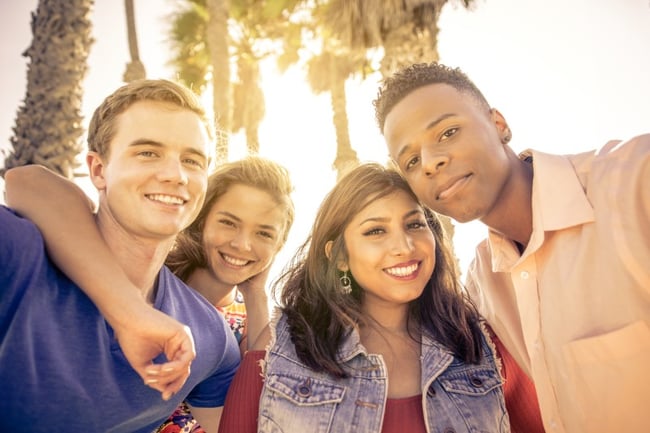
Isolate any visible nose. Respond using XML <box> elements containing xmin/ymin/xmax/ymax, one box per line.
<box><xmin>391</xmin><ymin>232</ymin><xmax>415</xmax><ymax>256</ymax></box>
<box><xmin>421</xmin><ymin>145</ymin><xmax>448</xmax><ymax>177</ymax></box>
<box><xmin>230</xmin><ymin>230</ymin><xmax>252</xmax><ymax>252</ymax></box>
<box><xmin>159</xmin><ymin>157</ymin><xmax>188</xmax><ymax>185</ymax></box>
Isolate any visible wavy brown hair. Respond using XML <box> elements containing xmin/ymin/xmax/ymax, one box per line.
<box><xmin>274</xmin><ymin>163</ymin><xmax>483</xmax><ymax>378</ymax></box>
<box><xmin>166</xmin><ymin>156</ymin><xmax>295</xmax><ymax>281</ymax></box>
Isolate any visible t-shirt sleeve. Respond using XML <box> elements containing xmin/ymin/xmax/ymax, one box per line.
<box><xmin>217</xmin><ymin>350</ymin><xmax>266</xmax><ymax>433</ymax></box>
<box><xmin>185</xmin><ymin>335</ymin><xmax>241</xmax><ymax>408</ymax></box>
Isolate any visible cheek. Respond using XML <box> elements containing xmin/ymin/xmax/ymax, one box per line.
<box><xmin>202</xmin><ymin>227</ymin><xmax>227</xmax><ymax>250</ymax></box>
<box><xmin>256</xmin><ymin>243</ymin><xmax>280</xmax><ymax>267</ymax></box>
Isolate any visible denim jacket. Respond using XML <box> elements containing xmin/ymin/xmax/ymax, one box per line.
<box><xmin>258</xmin><ymin>312</ymin><xmax>510</xmax><ymax>433</ymax></box>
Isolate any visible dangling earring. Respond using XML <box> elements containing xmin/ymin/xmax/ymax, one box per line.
<box><xmin>340</xmin><ymin>271</ymin><xmax>352</xmax><ymax>294</ymax></box>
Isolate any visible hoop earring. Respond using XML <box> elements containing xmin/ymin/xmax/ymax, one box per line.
<box><xmin>340</xmin><ymin>271</ymin><xmax>352</xmax><ymax>294</ymax></box>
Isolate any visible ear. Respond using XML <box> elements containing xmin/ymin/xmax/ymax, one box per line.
<box><xmin>324</xmin><ymin>241</ymin><xmax>349</xmax><ymax>272</ymax></box>
<box><xmin>324</xmin><ymin>241</ymin><xmax>333</xmax><ymax>260</ymax></box>
<box><xmin>86</xmin><ymin>152</ymin><xmax>107</xmax><ymax>191</ymax></box>
<box><xmin>490</xmin><ymin>108</ymin><xmax>512</xmax><ymax>145</ymax></box>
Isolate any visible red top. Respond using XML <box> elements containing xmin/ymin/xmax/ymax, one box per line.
<box><xmin>218</xmin><ymin>326</ymin><xmax>545</xmax><ymax>433</ymax></box>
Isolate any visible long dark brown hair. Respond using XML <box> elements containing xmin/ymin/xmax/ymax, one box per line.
<box><xmin>273</xmin><ymin>163</ymin><xmax>483</xmax><ymax>378</ymax></box>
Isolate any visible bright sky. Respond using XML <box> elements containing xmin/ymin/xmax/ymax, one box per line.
<box><xmin>1</xmin><ymin>0</ymin><xmax>649</xmax><ymax>281</ymax></box>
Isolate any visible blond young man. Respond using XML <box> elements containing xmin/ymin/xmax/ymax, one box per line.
<box><xmin>1</xmin><ymin>79</ymin><xmax>240</xmax><ymax>433</ymax></box>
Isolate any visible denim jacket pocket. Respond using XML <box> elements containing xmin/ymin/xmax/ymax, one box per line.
<box><xmin>434</xmin><ymin>366</ymin><xmax>509</xmax><ymax>432</ymax></box>
<box><xmin>265</xmin><ymin>373</ymin><xmax>346</xmax><ymax>405</ymax></box>
<box><xmin>259</xmin><ymin>373</ymin><xmax>346</xmax><ymax>433</ymax></box>
<box><xmin>439</xmin><ymin>366</ymin><xmax>503</xmax><ymax>396</ymax></box>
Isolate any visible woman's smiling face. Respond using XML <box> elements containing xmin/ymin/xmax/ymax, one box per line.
<box><xmin>201</xmin><ymin>183</ymin><xmax>286</xmax><ymax>286</ymax></box>
<box><xmin>343</xmin><ymin>189</ymin><xmax>435</xmax><ymax>309</ymax></box>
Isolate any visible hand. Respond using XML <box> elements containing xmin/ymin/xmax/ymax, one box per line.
<box><xmin>111</xmin><ymin>306</ymin><xmax>196</xmax><ymax>400</ymax></box>
<box><xmin>237</xmin><ymin>266</ymin><xmax>272</xmax><ymax>352</ymax></box>
<box><xmin>237</xmin><ymin>265</ymin><xmax>272</xmax><ymax>297</ymax></box>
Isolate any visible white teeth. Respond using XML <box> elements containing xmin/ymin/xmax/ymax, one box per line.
<box><xmin>222</xmin><ymin>254</ymin><xmax>248</xmax><ymax>266</ymax></box>
<box><xmin>147</xmin><ymin>194</ymin><xmax>184</xmax><ymax>205</ymax></box>
<box><xmin>385</xmin><ymin>263</ymin><xmax>418</xmax><ymax>277</ymax></box>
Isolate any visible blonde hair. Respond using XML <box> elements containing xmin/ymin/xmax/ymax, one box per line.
<box><xmin>87</xmin><ymin>79</ymin><xmax>214</xmax><ymax>158</ymax></box>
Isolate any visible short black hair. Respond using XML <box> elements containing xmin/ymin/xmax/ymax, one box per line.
<box><xmin>373</xmin><ymin>62</ymin><xmax>490</xmax><ymax>133</ymax></box>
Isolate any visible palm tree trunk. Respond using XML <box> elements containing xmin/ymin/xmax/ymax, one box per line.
<box><xmin>123</xmin><ymin>0</ymin><xmax>146</xmax><ymax>82</ymax></box>
<box><xmin>2</xmin><ymin>0</ymin><xmax>93</xmax><ymax>179</ymax></box>
<box><xmin>206</xmin><ymin>0</ymin><xmax>231</xmax><ymax>163</ymax></box>
<box><xmin>330</xmin><ymin>56</ymin><xmax>358</xmax><ymax>180</ymax></box>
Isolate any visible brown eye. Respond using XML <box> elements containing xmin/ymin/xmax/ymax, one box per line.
<box><xmin>441</xmin><ymin>127</ymin><xmax>458</xmax><ymax>140</ymax></box>
<box><xmin>405</xmin><ymin>156</ymin><xmax>420</xmax><ymax>171</ymax></box>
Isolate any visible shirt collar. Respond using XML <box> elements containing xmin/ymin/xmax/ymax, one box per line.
<box><xmin>487</xmin><ymin>149</ymin><xmax>595</xmax><ymax>270</ymax></box>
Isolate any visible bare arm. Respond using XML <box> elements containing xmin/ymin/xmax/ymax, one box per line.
<box><xmin>4</xmin><ymin>165</ymin><xmax>195</xmax><ymax>399</ymax></box>
<box><xmin>237</xmin><ymin>266</ymin><xmax>272</xmax><ymax>351</ymax></box>
<box><xmin>188</xmin><ymin>405</ymin><xmax>222</xmax><ymax>433</ymax></box>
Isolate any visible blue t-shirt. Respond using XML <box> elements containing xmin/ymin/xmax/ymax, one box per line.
<box><xmin>0</xmin><ymin>206</ymin><xmax>240</xmax><ymax>433</ymax></box>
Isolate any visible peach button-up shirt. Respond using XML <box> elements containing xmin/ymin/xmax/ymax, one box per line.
<box><xmin>467</xmin><ymin>134</ymin><xmax>650</xmax><ymax>433</ymax></box>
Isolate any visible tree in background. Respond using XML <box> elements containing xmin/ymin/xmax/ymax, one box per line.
<box><xmin>123</xmin><ymin>0</ymin><xmax>146</xmax><ymax>82</ymax></box>
<box><xmin>1</xmin><ymin>0</ymin><xmax>93</xmax><ymax>179</ymax></box>
<box><xmin>168</xmin><ymin>0</ymin><xmax>301</xmax><ymax>162</ymax></box>
<box><xmin>323</xmin><ymin>0</ymin><xmax>475</xmax><ymax>266</ymax></box>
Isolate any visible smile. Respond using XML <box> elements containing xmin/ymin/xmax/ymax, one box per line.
<box><xmin>385</xmin><ymin>262</ymin><xmax>419</xmax><ymax>277</ymax></box>
<box><xmin>145</xmin><ymin>194</ymin><xmax>186</xmax><ymax>205</ymax></box>
<box><xmin>221</xmin><ymin>253</ymin><xmax>251</xmax><ymax>267</ymax></box>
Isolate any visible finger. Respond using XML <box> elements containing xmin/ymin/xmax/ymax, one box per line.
<box><xmin>160</xmin><ymin>370</ymin><xmax>191</xmax><ymax>401</ymax></box>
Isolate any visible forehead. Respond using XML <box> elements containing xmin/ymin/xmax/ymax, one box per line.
<box><xmin>209</xmin><ymin>184</ymin><xmax>285</xmax><ymax>225</ymax></box>
<box><xmin>112</xmin><ymin>100</ymin><xmax>211</xmax><ymax>153</ymax></box>
<box><xmin>351</xmin><ymin>189</ymin><xmax>421</xmax><ymax>222</ymax></box>
<box><xmin>383</xmin><ymin>84</ymin><xmax>477</xmax><ymax>153</ymax></box>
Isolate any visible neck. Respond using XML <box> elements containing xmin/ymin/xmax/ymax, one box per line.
<box><xmin>481</xmin><ymin>155</ymin><xmax>534</xmax><ymax>248</ymax></box>
<box><xmin>360</xmin><ymin>300</ymin><xmax>411</xmax><ymax>335</ymax></box>
<box><xmin>185</xmin><ymin>267</ymin><xmax>237</xmax><ymax>307</ymax></box>
<box><xmin>95</xmin><ymin>214</ymin><xmax>175</xmax><ymax>303</ymax></box>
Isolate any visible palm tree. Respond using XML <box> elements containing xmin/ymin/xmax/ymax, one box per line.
<box><xmin>206</xmin><ymin>0</ymin><xmax>231</xmax><ymax>163</ymax></box>
<box><xmin>270</xmin><ymin>2</ymin><xmax>365</xmax><ymax>180</ymax></box>
<box><xmin>323</xmin><ymin>0</ymin><xmax>475</xmax><ymax>268</ymax></box>
<box><xmin>304</xmin><ymin>49</ymin><xmax>362</xmax><ymax>179</ymax></box>
<box><xmin>323</xmin><ymin>0</ymin><xmax>459</xmax><ymax>75</ymax></box>
<box><xmin>167</xmin><ymin>0</ymin><xmax>301</xmax><ymax>162</ymax></box>
<box><xmin>123</xmin><ymin>0</ymin><xmax>146</xmax><ymax>82</ymax></box>
<box><xmin>1</xmin><ymin>0</ymin><xmax>93</xmax><ymax>179</ymax></box>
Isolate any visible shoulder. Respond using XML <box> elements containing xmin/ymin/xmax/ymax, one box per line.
<box><xmin>585</xmin><ymin>134</ymin><xmax>650</xmax><ymax>201</ymax></box>
<box><xmin>0</xmin><ymin>205</ymin><xmax>46</xmax><ymax>263</ymax></box>
<box><xmin>266</xmin><ymin>311</ymin><xmax>301</xmax><ymax>362</ymax></box>
<box><xmin>156</xmin><ymin>268</ymin><xmax>228</xmax><ymax>332</ymax></box>
<box><xmin>0</xmin><ymin>205</ymin><xmax>38</xmax><ymax>233</ymax></box>
<box><xmin>590</xmin><ymin>134</ymin><xmax>650</xmax><ymax>173</ymax></box>
<box><xmin>596</xmin><ymin>133</ymin><xmax>650</xmax><ymax>157</ymax></box>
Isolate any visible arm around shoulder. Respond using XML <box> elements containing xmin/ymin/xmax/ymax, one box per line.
<box><xmin>4</xmin><ymin>165</ymin><xmax>196</xmax><ymax>398</ymax></box>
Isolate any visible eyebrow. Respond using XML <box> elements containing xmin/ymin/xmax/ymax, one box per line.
<box><xmin>129</xmin><ymin>139</ymin><xmax>208</xmax><ymax>160</ymax></box>
<box><xmin>395</xmin><ymin>112</ymin><xmax>456</xmax><ymax>160</ymax></box>
<box><xmin>358</xmin><ymin>208</ymin><xmax>424</xmax><ymax>226</ymax></box>
<box><xmin>216</xmin><ymin>211</ymin><xmax>279</xmax><ymax>232</ymax></box>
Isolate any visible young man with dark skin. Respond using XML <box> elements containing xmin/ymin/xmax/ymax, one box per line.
<box><xmin>373</xmin><ymin>62</ymin><xmax>649</xmax><ymax>433</ymax></box>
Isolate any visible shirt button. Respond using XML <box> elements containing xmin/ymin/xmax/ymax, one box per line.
<box><xmin>520</xmin><ymin>271</ymin><xmax>529</xmax><ymax>279</ymax></box>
